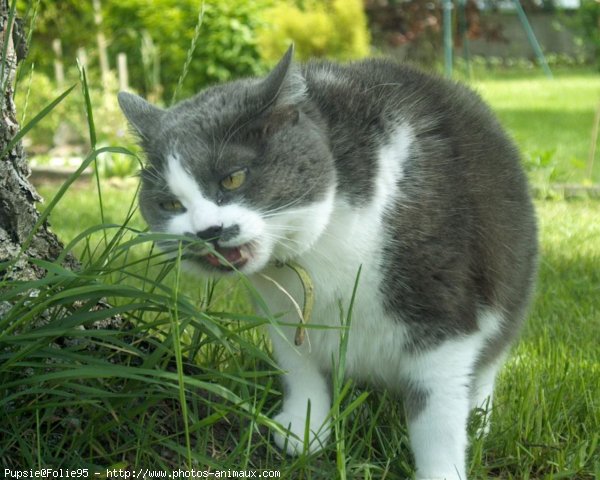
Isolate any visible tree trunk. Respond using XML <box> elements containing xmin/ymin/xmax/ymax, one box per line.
<box><xmin>0</xmin><ymin>0</ymin><xmax>78</xmax><ymax>281</ymax></box>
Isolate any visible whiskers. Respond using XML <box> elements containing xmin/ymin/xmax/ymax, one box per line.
<box><xmin>262</xmin><ymin>223</ymin><xmax>338</xmax><ymax>268</ymax></box>
<box><xmin>140</xmin><ymin>164</ymin><xmax>167</xmax><ymax>185</ymax></box>
<box><xmin>260</xmin><ymin>193</ymin><xmax>321</xmax><ymax>221</ymax></box>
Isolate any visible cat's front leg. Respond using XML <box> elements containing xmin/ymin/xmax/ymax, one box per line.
<box><xmin>269</xmin><ymin>325</ymin><xmax>331</xmax><ymax>455</ymax></box>
<box><xmin>404</xmin><ymin>341</ymin><xmax>477</xmax><ymax>480</ymax></box>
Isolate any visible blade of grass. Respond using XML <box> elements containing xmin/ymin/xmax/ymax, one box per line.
<box><xmin>15</xmin><ymin>146</ymin><xmax>134</xmax><ymax>259</ymax></box>
<box><xmin>78</xmin><ymin>64</ymin><xmax>96</xmax><ymax>149</ymax></box>
<box><xmin>333</xmin><ymin>265</ymin><xmax>362</xmax><ymax>480</ymax></box>
<box><xmin>170</xmin><ymin>243</ymin><xmax>193</xmax><ymax>467</ymax></box>
<box><xmin>171</xmin><ymin>2</ymin><xmax>205</xmax><ymax>105</ymax></box>
<box><xmin>77</xmin><ymin>63</ymin><xmax>109</xmax><ymax>251</ymax></box>
<box><xmin>15</xmin><ymin>0</ymin><xmax>40</xmax><ymax>90</ymax></box>
<box><xmin>1</xmin><ymin>364</ymin><xmax>251</xmax><ymax>408</ymax></box>
<box><xmin>0</xmin><ymin>84</ymin><xmax>76</xmax><ymax>159</ymax></box>
<box><xmin>18</xmin><ymin>62</ymin><xmax>34</xmax><ymax>124</ymax></box>
<box><xmin>35</xmin><ymin>408</ymin><xmax>41</xmax><ymax>470</ymax></box>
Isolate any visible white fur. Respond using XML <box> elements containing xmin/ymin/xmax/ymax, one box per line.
<box><xmin>264</xmin><ymin>187</ymin><xmax>336</xmax><ymax>264</ymax></box>
<box><xmin>374</xmin><ymin>123</ymin><xmax>412</xmax><ymax>210</ymax></box>
<box><xmin>311</xmin><ymin>67</ymin><xmax>347</xmax><ymax>88</ymax></box>
<box><xmin>470</xmin><ymin>311</ymin><xmax>505</xmax><ymax>413</ymax></box>
<box><xmin>405</xmin><ymin>309</ymin><xmax>503</xmax><ymax>480</ymax></box>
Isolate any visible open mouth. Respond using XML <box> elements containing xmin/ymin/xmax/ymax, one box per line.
<box><xmin>186</xmin><ymin>243</ymin><xmax>252</xmax><ymax>271</ymax></box>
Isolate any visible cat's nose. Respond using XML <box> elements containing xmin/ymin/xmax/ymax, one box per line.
<box><xmin>195</xmin><ymin>225</ymin><xmax>223</xmax><ymax>241</ymax></box>
<box><xmin>194</xmin><ymin>224</ymin><xmax>241</xmax><ymax>243</ymax></box>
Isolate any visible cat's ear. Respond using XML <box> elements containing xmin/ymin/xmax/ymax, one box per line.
<box><xmin>259</xmin><ymin>44</ymin><xmax>307</xmax><ymax>108</ymax></box>
<box><xmin>117</xmin><ymin>92</ymin><xmax>164</xmax><ymax>139</ymax></box>
<box><xmin>251</xmin><ymin>45</ymin><xmax>305</xmax><ymax>135</ymax></box>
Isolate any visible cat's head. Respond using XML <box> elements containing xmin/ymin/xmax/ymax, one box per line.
<box><xmin>118</xmin><ymin>46</ymin><xmax>336</xmax><ymax>275</ymax></box>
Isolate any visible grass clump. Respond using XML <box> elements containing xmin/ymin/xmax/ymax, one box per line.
<box><xmin>0</xmin><ymin>181</ymin><xmax>280</xmax><ymax>473</ymax></box>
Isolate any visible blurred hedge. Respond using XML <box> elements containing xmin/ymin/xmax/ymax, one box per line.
<box><xmin>103</xmin><ymin>0</ymin><xmax>271</xmax><ymax>101</ymax></box>
<box><xmin>258</xmin><ymin>0</ymin><xmax>370</xmax><ymax>62</ymax></box>
<box><xmin>19</xmin><ymin>0</ymin><xmax>371</xmax><ymax>103</ymax></box>
<box><xmin>574</xmin><ymin>0</ymin><xmax>600</xmax><ymax>70</ymax></box>
<box><xmin>14</xmin><ymin>0</ymin><xmax>372</xmax><ymax>159</ymax></box>
<box><xmin>19</xmin><ymin>0</ymin><xmax>271</xmax><ymax>101</ymax></box>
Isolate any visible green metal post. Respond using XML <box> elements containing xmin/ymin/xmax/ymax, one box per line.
<box><xmin>511</xmin><ymin>0</ymin><xmax>553</xmax><ymax>78</ymax></box>
<box><xmin>443</xmin><ymin>0</ymin><xmax>453</xmax><ymax>78</ymax></box>
<box><xmin>457</xmin><ymin>0</ymin><xmax>471</xmax><ymax>79</ymax></box>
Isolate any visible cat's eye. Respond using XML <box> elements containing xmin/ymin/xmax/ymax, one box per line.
<box><xmin>220</xmin><ymin>168</ymin><xmax>247</xmax><ymax>191</ymax></box>
<box><xmin>159</xmin><ymin>199</ymin><xmax>186</xmax><ymax>212</ymax></box>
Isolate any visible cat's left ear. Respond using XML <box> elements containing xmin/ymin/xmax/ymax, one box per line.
<box><xmin>118</xmin><ymin>92</ymin><xmax>165</xmax><ymax>140</ymax></box>
<box><xmin>259</xmin><ymin>44</ymin><xmax>307</xmax><ymax>110</ymax></box>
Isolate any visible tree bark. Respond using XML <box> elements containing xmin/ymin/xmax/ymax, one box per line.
<box><xmin>0</xmin><ymin>0</ymin><xmax>78</xmax><ymax>281</ymax></box>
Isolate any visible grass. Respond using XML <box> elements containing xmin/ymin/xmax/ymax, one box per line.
<box><xmin>472</xmin><ymin>69</ymin><xmax>600</xmax><ymax>185</ymax></box>
<box><xmin>2</xmin><ymin>64</ymin><xmax>599</xmax><ymax>478</ymax></box>
<box><xmin>488</xmin><ymin>199</ymin><xmax>600</xmax><ymax>479</ymax></box>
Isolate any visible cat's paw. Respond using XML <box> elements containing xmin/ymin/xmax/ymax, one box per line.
<box><xmin>272</xmin><ymin>411</ymin><xmax>329</xmax><ymax>455</ymax></box>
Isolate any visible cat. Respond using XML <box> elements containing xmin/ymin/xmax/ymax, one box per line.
<box><xmin>118</xmin><ymin>45</ymin><xmax>538</xmax><ymax>480</ymax></box>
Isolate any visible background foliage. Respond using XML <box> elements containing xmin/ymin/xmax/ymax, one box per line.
<box><xmin>258</xmin><ymin>0</ymin><xmax>370</xmax><ymax>62</ymax></box>
<box><xmin>104</xmin><ymin>0</ymin><xmax>272</xmax><ymax>100</ymax></box>
<box><xmin>19</xmin><ymin>0</ymin><xmax>371</xmax><ymax>101</ymax></box>
<box><xmin>19</xmin><ymin>0</ymin><xmax>272</xmax><ymax>100</ymax></box>
<box><xmin>13</xmin><ymin>0</ymin><xmax>598</xmax><ymax>183</ymax></box>
<box><xmin>15</xmin><ymin>0</ymin><xmax>372</xmax><ymax>158</ymax></box>
<box><xmin>572</xmin><ymin>0</ymin><xmax>600</xmax><ymax>70</ymax></box>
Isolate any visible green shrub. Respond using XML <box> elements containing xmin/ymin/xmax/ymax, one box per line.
<box><xmin>18</xmin><ymin>1</ymin><xmax>272</xmax><ymax>103</ymax></box>
<box><xmin>258</xmin><ymin>0</ymin><xmax>371</xmax><ymax>62</ymax></box>
<box><xmin>574</xmin><ymin>0</ymin><xmax>600</xmax><ymax>69</ymax></box>
<box><xmin>104</xmin><ymin>0</ymin><xmax>271</xmax><ymax>101</ymax></box>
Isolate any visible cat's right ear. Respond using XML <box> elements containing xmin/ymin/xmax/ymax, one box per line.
<box><xmin>117</xmin><ymin>92</ymin><xmax>164</xmax><ymax>139</ymax></box>
<box><xmin>258</xmin><ymin>44</ymin><xmax>306</xmax><ymax>108</ymax></box>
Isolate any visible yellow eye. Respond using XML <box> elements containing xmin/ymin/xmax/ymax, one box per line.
<box><xmin>220</xmin><ymin>168</ymin><xmax>247</xmax><ymax>191</ymax></box>
<box><xmin>160</xmin><ymin>200</ymin><xmax>186</xmax><ymax>212</ymax></box>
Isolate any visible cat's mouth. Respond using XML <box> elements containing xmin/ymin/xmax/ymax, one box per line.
<box><xmin>185</xmin><ymin>243</ymin><xmax>252</xmax><ymax>272</ymax></box>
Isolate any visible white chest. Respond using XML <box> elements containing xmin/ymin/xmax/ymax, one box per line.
<box><xmin>250</xmin><ymin>201</ymin><xmax>410</xmax><ymax>385</ymax></box>
<box><xmin>250</xmin><ymin>122</ymin><xmax>415</xmax><ymax>384</ymax></box>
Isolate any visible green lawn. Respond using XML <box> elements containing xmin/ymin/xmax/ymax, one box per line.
<box><xmin>2</xmin><ymin>70</ymin><xmax>599</xmax><ymax>478</ymax></box>
<box><xmin>473</xmin><ymin>70</ymin><xmax>600</xmax><ymax>184</ymax></box>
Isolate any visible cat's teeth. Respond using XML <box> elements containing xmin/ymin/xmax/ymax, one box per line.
<box><xmin>204</xmin><ymin>245</ymin><xmax>249</xmax><ymax>270</ymax></box>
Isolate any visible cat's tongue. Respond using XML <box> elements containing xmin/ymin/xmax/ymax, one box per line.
<box><xmin>204</xmin><ymin>246</ymin><xmax>243</xmax><ymax>268</ymax></box>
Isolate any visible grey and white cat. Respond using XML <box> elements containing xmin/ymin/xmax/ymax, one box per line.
<box><xmin>118</xmin><ymin>46</ymin><xmax>537</xmax><ymax>480</ymax></box>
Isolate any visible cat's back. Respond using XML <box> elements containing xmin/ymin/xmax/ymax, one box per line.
<box><xmin>303</xmin><ymin>58</ymin><xmax>493</xmax><ymax>125</ymax></box>
<box><xmin>302</xmin><ymin>58</ymin><xmax>530</xmax><ymax>204</ymax></box>
<box><xmin>303</xmin><ymin>58</ymin><xmax>537</xmax><ymax>342</ymax></box>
